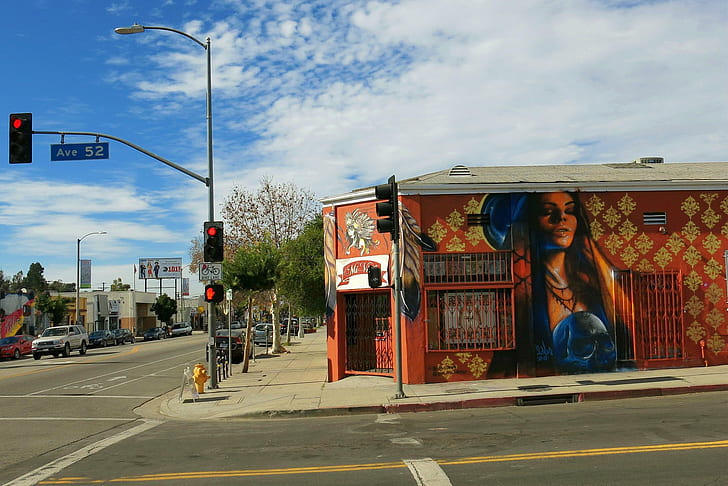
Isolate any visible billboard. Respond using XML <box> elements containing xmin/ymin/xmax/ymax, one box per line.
<box><xmin>138</xmin><ymin>258</ymin><xmax>183</xmax><ymax>279</ymax></box>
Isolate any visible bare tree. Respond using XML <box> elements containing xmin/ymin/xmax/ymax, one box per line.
<box><xmin>188</xmin><ymin>177</ymin><xmax>318</xmax><ymax>274</ymax></box>
<box><xmin>218</xmin><ymin>177</ymin><xmax>319</xmax><ymax>353</ymax></box>
<box><xmin>223</xmin><ymin>176</ymin><xmax>319</xmax><ymax>251</ymax></box>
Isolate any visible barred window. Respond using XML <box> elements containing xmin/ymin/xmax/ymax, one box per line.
<box><xmin>423</xmin><ymin>252</ymin><xmax>511</xmax><ymax>284</ymax></box>
<box><xmin>426</xmin><ymin>289</ymin><xmax>515</xmax><ymax>351</ymax></box>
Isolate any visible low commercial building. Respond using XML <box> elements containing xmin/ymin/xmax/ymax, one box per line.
<box><xmin>322</xmin><ymin>159</ymin><xmax>728</xmax><ymax>384</ymax></box>
<box><xmin>58</xmin><ymin>291</ymin><xmax>203</xmax><ymax>336</ymax></box>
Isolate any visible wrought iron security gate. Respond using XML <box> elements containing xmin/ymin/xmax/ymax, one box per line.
<box><xmin>615</xmin><ymin>270</ymin><xmax>684</xmax><ymax>362</ymax></box>
<box><xmin>344</xmin><ymin>292</ymin><xmax>393</xmax><ymax>375</ymax></box>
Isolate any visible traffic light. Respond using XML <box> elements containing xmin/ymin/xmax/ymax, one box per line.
<box><xmin>203</xmin><ymin>221</ymin><xmax>224</xmax><ymax>262</ymax></box>
<box><xmin>9</xmin><ymin>113</ymin><xmax>32</xmax><ymax>164</ymax></box>
<box><xmin>204</xmin><ymin>284</ymin><xmax>225</xmax><ymax>303</ymax></box>
<box><xmin>367</xmin><ymin>266</ymin><xmax>382</xmax><ymax>288</ymax></box>
<box><xmin>374</xmin><ymin>175</ymin><xmax>399</xmax><ymax>242</ymax></box>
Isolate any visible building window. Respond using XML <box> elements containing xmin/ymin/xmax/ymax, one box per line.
<box><xmin>423</xmin><ymin>252</ymin><xmax>511</xmax><ymax>284</ymax></box>
<box><xmin>426</xmin><ymin>289</ymin><xmax>515</xmax><ymax>351</ymax></box>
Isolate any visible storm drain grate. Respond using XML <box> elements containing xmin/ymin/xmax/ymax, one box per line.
<box><xmin>516</xmin><ymin>394</ymin><xmax>580</xmax><ymax>406</ymax></box>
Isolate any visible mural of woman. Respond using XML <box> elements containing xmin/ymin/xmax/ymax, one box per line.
<box><xmin>528</xmin><ymin>192</ymin><xmax>617</xmax><ymax>373</ymax></box>
<box><xmin>482</xmin><ymin>191</ymin><xmax>619</xmax><ymax>374</ymax></box>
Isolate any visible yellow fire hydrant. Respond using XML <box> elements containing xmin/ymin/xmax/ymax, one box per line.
<box><xmin>192</xmin><ymin>363</ymin><xmax>210</xmax><ymax>394</ymax></box>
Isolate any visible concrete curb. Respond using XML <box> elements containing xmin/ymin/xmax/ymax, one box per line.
<box><xmin>168</xmin><ymin>382</ymin><xmax>728</xmax><ymax>421</ymax></box>
<box><xmin>133</xmin><ymin>330</ymin><xmax>728</xmax><ymax>422</ymax></box>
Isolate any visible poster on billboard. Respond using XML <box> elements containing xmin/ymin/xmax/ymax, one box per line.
<box><xmin>138</xmin><ymin>258</ymin><xmax>183</xmax><ymax>279</ymax></box>
<box><xmin>80</xmin><ymin>259</ymin><xmax>92</xmax><ymax>289</ymax></box>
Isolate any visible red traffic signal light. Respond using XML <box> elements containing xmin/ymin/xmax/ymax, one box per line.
<box><xmin>9</xmin><ymin>113</ymin><xmax>32</xmax><ymax>164</ymax></box>
<box><xmin>203</xmin><ymin>221</ymin><xmax>224</xmax><ymax>262</ymax></box>
<box><xmin>204</xmin><ymin>284</ymin><xmax>224</xmax><ymax>303</ymax></box>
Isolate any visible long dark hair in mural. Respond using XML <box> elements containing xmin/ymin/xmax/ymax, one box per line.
<box><xmin>484</xmin><ymin>192</ymin><xmax>617</xmax><ymax>374</ymax></box>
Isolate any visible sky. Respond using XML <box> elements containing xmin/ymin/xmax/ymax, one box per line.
<box><xmin>1</xmin><ymin>0</ymin><xmax>727</xmax><ymax>298</ymax></box>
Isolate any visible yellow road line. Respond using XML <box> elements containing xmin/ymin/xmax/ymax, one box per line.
<box><xmin>39</xmin><ymin>439</ymin><xmax>728</xmax><ymax>484</ymax></box>
<box><xmin>440</xmin><ymin>439</ymin><xmax>728</xmax><ymax>465</ymax></box>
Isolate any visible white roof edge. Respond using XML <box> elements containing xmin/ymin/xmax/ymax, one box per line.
<box><xmin>321</xmin><ymin>180</ymin><xmax>728</xmax><ymax>206</ymax></box>
<box><xmin>321</xmin><ymin>188</ymin><xmax>375</xmax><ymax>205</ymax></box>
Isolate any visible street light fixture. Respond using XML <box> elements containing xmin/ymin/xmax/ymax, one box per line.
<box><xmin>76</xmin><ymin>231</ymin><xmax>107</xmax><ymax>326</ymax></box>
<box><xmin>114</xmin><ymin>24</ymin><xmax>214</xmax><ymax>222</ymax></box>
<box><xmin>115</xmin><ymin>23</ymin><xmax>218</xmax><ymax>388</ymax></box>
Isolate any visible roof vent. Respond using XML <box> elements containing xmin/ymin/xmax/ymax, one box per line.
<box><xmin>634</xmin><ymin>157</ymin><xmax>664</xmax><ymax>164</ymax></box>
<box><xmin>448</xmin><ymin>164</ymin><xmax>472</xmax><ymax>177</ymax></box>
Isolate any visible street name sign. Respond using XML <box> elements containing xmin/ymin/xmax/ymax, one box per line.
<box><xmin>51</xmin><ymin>142</ymin><xmax>109</xmax><ymax>161</ymax></box>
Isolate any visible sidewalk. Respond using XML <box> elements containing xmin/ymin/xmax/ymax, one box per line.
<box><xmin>144</xmin><ymin>329</ymin><xmax>728</xmax><ymax>421</ymax></box>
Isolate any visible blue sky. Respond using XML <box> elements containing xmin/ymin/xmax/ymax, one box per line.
<box><xmin>1</xmin><ymin>0</ymin><xmax>727</xmax><ymax>297</ymax></box>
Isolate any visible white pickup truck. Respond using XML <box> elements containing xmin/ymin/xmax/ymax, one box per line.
<box><xmin>170</xmin><ymin>322</ymin><xmax>193</xmax><ymax>337</ymax></box>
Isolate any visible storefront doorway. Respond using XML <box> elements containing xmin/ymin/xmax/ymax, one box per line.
<box><xmin>344</xmin><ymin>292</ymin><xmax>393</xmax><ymax>376</ymax></box>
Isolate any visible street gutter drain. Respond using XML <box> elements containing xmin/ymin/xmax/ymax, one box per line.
<box><xmin>516</xmin><ymin>394</ymin><xmax>580</xmax><ymax>406</ymax></box>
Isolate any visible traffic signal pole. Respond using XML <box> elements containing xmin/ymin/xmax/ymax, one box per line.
<box><xmin>11</xmin><ymin>24</ymin><xmax>219</xmax><ymax>389</ymax></box>
<box><xmin>374</xmin><ymin>175</ymin><xmax>405</xmax><ymax>399</ymax></box>
<box><xmin>32</xmin><ymin>130</ymin><xmax>208</xmax><ymax>184</ymax></box>
<box><xmin>392</xmin><ymin>235</ymin><xmax>405</xmax><ymax>399</ymax></box>
<box><xmin>26</xmin><ymin>127</ymin><xmax>221</xmax><ymax>388</ymax></box>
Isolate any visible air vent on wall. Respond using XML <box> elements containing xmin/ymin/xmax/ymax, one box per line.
<box><xmin>467</xmin><ymin>213</ymin><xmax>490</xmax><ymax>226</ymax></box>
<box><xmin>448</xmin><ymin>165</ymin><xmax>472</xmax><ymax>177</ymax></box>
<box><xmin>643</xmin><ymin>212</ymin><xmax>667</xmax><ymax>225</ymax></box>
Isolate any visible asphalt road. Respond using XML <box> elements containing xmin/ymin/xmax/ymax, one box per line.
<box><xmin>0</xmin><ymin>332</ymin><xmax>209</xmax><ymax>483</ymax></box>
<box><xmin>1</xmin><ymin>338</ymin><xmax>726</xmax><ymax>486</ymax></box>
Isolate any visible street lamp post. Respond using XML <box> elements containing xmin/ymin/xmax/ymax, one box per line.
<box><xmin>115</xmin><ymin>23</ymin><xmax>217</xmax><ymax>388</ymax></box>
<box><xmin>114</xmin><ymin>24</ymin><xmax>214</xmax><ymax>221</ymax></box>
<box><xmin>76</xmin><ymin>231</ymin><xmax>107</xmax><ymax>326</ymax></box>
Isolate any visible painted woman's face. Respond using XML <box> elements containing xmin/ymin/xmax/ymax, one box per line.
<box><xmin>537</xmin><ymin>192</ymin><xmax>577</xmax><ymax>250</ymax></box>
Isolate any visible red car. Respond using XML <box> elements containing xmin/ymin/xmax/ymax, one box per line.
<box><xmin>0</xmin><ymin>334</ymin><xmax>35</xmax><ymax>359</ymax></box>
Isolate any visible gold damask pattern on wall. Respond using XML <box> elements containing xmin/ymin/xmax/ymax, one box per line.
<box><xmin>434</xmin><ymin>353</ymin><xmax>489</xmax><ymax>380</ymax></box>
<box><xmin>426</xmin><ymin>197</ymin><xmax>484</xmax><ymax>252</ymax></box>
<box><xmin>584</xmin><ymin>192</ymin><xmax>727</xmax><ymax>355</ymax></box>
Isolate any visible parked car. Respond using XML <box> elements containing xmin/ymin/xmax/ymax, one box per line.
<box><xmin>0</xmin><ymin>335</ymin><xmax>34</xmax><ymax>359</ymax></box>
<box><xmin>215</xmin><ymin>328</ymin><xmax>252</xmax><ymax>363</ymax></box>
<box><xmin>111</xmin><ymin>328</ymin><xmax>135</xmax><ymax>345</ymax></box>
<box><xmin>217</xmin><ymin>320</ymin><xmax>246</xmax><ymax>331</ymax></box>
<box><xmin>280</xmin><ymin>318</ymin><xmax>298</xmax><ymax>335</ymax></box>
<box><xmin>143</xmin><ymin>327</ymin><xmax>167</xmax><ymax>341</ymax></box>
<box><xmin>88</xmin><ymin>330</ymin><xmax>116</xmax><ymax>348</ymax></box>
<box><xmin>230</xmin><ymin>321</ymin><xmax>246</xmax><ymax>330</ymax></box>
<box><xmin>170</xmin><ymin>322</ymin><xmax>193</xmax><ymax>337</ymax></box>
<box><xmin>32</xmin><ymin>325</ymin><xmax>88</xmax><ymax>359</ymax></box>
<box><xmin>254</xmin><ymin>323</ymin><xmax>275</xmax><ymax>345</ymax></box>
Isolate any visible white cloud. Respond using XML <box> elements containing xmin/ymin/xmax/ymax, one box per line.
<box><xmin>3</xmin><ymin>0</ymin><xmax>726</xmax><ymax>291</ymax></box>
